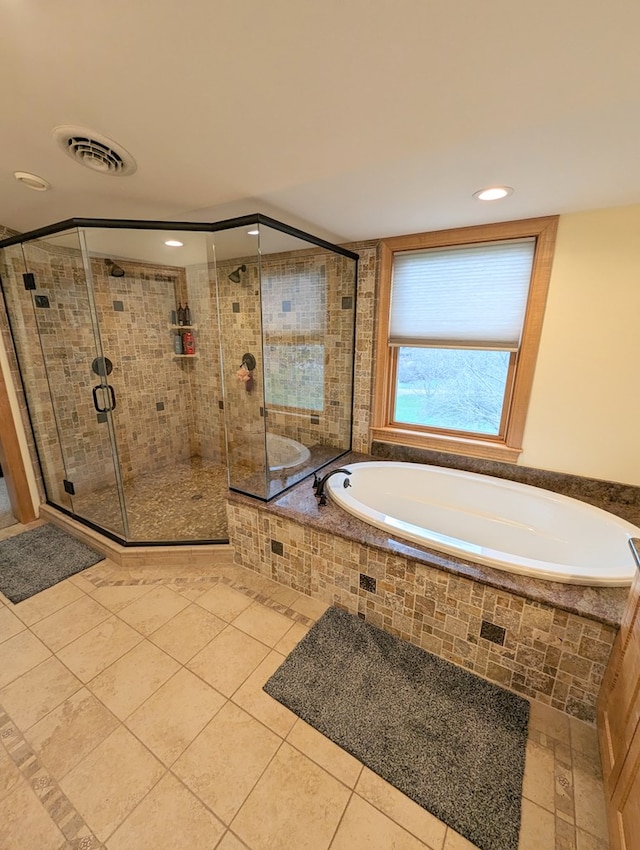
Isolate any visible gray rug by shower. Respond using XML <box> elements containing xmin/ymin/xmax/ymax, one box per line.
<box><xmin>0</xmin><ymin>524</ymin><xmax>104</xmax><ymax>603</ymax></box>
<box><xmin>264</xmin><ymin>606</ymin><xmax>529</xmax><ymax>850</ymax></box>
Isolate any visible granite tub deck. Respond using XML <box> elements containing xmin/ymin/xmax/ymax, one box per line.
<box><xmin>227</xmin><ymin>453</ymin><xmax>631</xmax><ymax>721</ymax></box>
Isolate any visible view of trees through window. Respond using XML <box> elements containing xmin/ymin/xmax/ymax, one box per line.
<box><xmin>393</xmin><ymin>347</ymin><xmax>511</xmax><ymax>435</ymax></box>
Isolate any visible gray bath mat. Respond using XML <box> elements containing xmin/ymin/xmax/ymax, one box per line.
<box><xmin>0</xmin><ymin>524</ymin><xmax>104</xmax><ymax>603</ymax></box>
<box><xmin>264</xmin><ymin>606</ymin><xmax>529</xmax><ymax>850</ymax></box>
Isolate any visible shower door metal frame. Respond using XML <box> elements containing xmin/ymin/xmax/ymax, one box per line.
<box><xmin>0</xmin><ymin>214</ymin><xmax>360</xmax><ymax>545</ymax></box>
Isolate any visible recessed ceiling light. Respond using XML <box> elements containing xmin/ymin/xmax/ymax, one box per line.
<box><xmin>164</xmin><ymin>239</ymin><xmax>183</xmax><ymax>247</ymax></box>
<box><xmin>14</xmin><ymin>171</ymin><xmax>50</xmax><ymax>191</ymax></box>
<box><xmin>247</xmin><ymin>228</ymin><xmax>259</xmax><ymax>236</ymax></box>
<box><xmin>473</xmin><ymin>186</ymin><xmax>514</xmax><ymax>201</ymax></box>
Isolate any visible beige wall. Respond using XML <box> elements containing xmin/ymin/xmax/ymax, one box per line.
<box><xmin>520</xmin><ymin>205</ymin><xmax>640</xmax><ymax>485</ymax></box>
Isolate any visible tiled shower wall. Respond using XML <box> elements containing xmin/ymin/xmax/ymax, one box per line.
<box><xmin>216</xmin><ymin>248</ymin><xmax>358</xmax><ymax>486</ymax></box>
<box><xmin>227</xmin><ymin>498</ymin><xmax>617</xmax><ymax>722</ymax></box>
<box><xmin>0</xmin><ymin>239</ymin><xmax>224</xmax><ymax>504</ymax></box>
<box><xmin>0</xmin><ymin>230</ymin><xmax>362</xmax><ymax>508</ymax></box>
<box><xmin>1</xmin><ymin>240</ymin><xmax>113</xmax><ymax>508</ymax></box>
<box><xmin>185</xmin><ymin>262</ymin><xmax>226</xmax><ymax>463</ymax></box>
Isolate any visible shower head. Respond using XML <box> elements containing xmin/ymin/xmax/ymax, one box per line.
<box><xmin>228</xmin><ymin>264</ymin><xmax>247</xmax><ymax>283</ymax></box>
<box><xmin>105</xmin><ymin>259</ymin><xmax>125</xmax><ymax>278</ymax></box>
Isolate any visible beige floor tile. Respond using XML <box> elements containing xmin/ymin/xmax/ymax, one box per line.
<box><xmin>173</xmin><ymin>701</ymin><xmax>280</xmax><ymax>825</ymax></box>
<box><xmin>12</xmin><ymin>579</ymin><xmax>85</xmax><ymax>626</ymax></box>
<box><xmin>196</xmin><ymin>583</ymin><xmax>253</xmax><ymax>621</ymax></box>
<box><xmin>0</xmin><ymin>655</ymin><xmax>81</xmax><ymax>730</ymax></box>
<box><xmin>105</xmin><ymin>771</ymin><xmax>225</xmax><ymax>850</ymax></box>
<box><xmin>522</xmin><ymin>739</ymin><xmax>556</xmax><ymax>812</ymax></box>
<box><xmin>88</xmin><ymin>639</ymin><xmax>180</xmax><ymax>720</ymax></box>
<box><xmin>528</xmin><ymin>699</ymin><xmax>571</xmax><ymax>744</ymax></box>
<box><xmin>232</xmin><ymin>601</ymin><xmax>295</xmax><ymax>646</ymax></box>
<box><xmin>187</xmin><ymin>624</ymin><xmax>270</xmax><ymax>697</ymax></box>
<box><xmin>89</xmin><ymin>583</ymin><xmax>155</xmax><ymax>612</ymax></box>
<box><xmin>117</xmin><ymin>585</ymin><xmax>190</xmax><ymax>635</ymax></box>
<box><xmin>517</xmin><ymin>798</ymin><xmax>556</xmax><ymax>850</ymax></box>
<box><xmin>269</xmin><ymin>585</ymin><xmax>301</xmax><ymax>607</ymax></box>
<box><xmin>24</xmin><ymin>687</ymin><xmax>119</xmax><ymax>779</ymax></box>
<box><xmin>443</xmin><ymin>829</ymin><xmax>480</xmax><ymax>849</ymax></box>
<box><xmin>30</xmin><ymin>594</ymin><xmax>111</xmax><ymax>652</ymax></box>
<box><xmin>233</xmin><ymin>570</ymin><xmax>282</xmax><ymax>597</ymax></box>
<box><xmin>0</xmin><ymin>629</ymin><xmax>51</xmax><ymax>688</ymax></box>
<box><xmin>576</xmin><ymin>828</ymin><xmax>609</xmax><ymax>850</ymax></box>
<box><xmin>274</xmin><ymin>621</ymin><xmax>310</xmax><ymax>655</ymax></box>
<box><xmin>149</xmin><ymin>603</ymin><xmax>226</xmax><ymax>663</ymax></box>
<box><xmin>573</xmin><ymin>752</ymin><xmax>608</xmax><ymax>840</ymax></box>
<box><xmin>216</xmin><ymin>832</ymin><xmax>250</xmax><ymax>850</ymax></box>
<box><xmin>57</xmin><ymin>615</ymin><xmax>143</xmax><ymax>682</ymax></box>
<box><xmin>232</xmin><ymin>742</ymin><xmax>350</xmax><ymax>850</ymax></box>
<box><xmin>232</xmin><ymin>650</ymin><xmax>297</xmax><ymax>737</ymax></box>
<box><xmin>570</xmin><ymin>718</ymin><xmax>602</xmax><ymax>761</ymax></box>
<box><xmin>60</xmin><ymin>725</ymin><xmax>165</xmax><ymax>843</ymax></box>
<box><xmin>287</xmin><ymin>719</ymin><xmax>362</xmax><ymax>788</ymax></box>
<box><xmin>68</xmin><ymin>571</ymin><xmax>99</xmax><ymax>593</ymax></box>
<box><xmin>332</xmin><ymin>794</ymin><xmax>429</xmax><ymax>850</ymax></box>
<box><xmin>126</xmin><ymin>667</ymin><xmax>225</xmax><ymax>765</ymax></box>
<box><xmin>166</xmin><ymin>581</ymin><xmax>212</xmax><ymax>602</ymax></box>
<box><xmin>355</xmin><ymin>767</ymin><xmax>447</xmax><ymax>849</ymax></box>
<box><xmin>80</xmin><ymin>558</ymin><xmax>121</xmax><ymax>581</ymax></box>
<box><xmin>290</xmin><ymin>595</ymin><xmax>329</xmax><ymax>620</ymax></box>
<box><xmin>0</xmin><ymin>606</ymin><xmax>25</xmax><ymax>643</ymax></box>
<box><xmin>0</xmin><ymin>779</ymin><xmax>65</xmax><ymax>850</ymax></box>
<box><xmin>0</xmin><ymin>749</ymin><xmax>23</xmax><ymax>801</ymax></box>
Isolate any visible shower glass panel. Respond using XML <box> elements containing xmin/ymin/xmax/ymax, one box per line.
<box><xmin>0</xmin><ymin>230</ymin><xmax>127</xmax><ymax>537</ymax></box>
<box><xmin>0</xmin><ymin>214</ymin><xmax>358</xmax><ymax>543</ymax></box>
<box><xmin>218</xmin><ymin>221</ymin><xmax>358</xmax><ymax>500</ymax></box>
<box><xmin>212</xmin><ymin>226</ymin><xmax>267</xmax><ymax>497</ymax></box>
<box><xmin>80</xmin><ymin>227</ymin><xmax>227</xmax><ymax>542</ymax></box>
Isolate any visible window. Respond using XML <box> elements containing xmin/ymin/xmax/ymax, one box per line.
<box><xmin>372</xmin><ymin>217</ymin><xmax>558</xmax><ymax>461</ymax></box>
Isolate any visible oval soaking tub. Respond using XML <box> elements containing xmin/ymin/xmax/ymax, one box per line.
<box><xmin>267</xmin><ymin>433</ymin><xmax>311</xmax><ymax>472</ymax></box>
<box><xmin>325</xmin><ymin>462</ymin><xmax>640</xmax><ymax>586</ymax></box>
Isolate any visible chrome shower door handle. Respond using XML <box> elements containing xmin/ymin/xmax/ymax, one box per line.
<box><xmin>92</xmin><ymin>383</ymin><xmax>117</xmax><ymax>413</ymax></box>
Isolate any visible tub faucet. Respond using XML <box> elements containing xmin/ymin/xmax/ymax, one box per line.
<box><xmin>314</xmin><ymin>468</ymin><xmax>352</xmax><ymax>506</ymax></box>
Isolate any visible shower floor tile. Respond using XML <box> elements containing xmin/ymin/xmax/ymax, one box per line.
<box><xmin>71</xmin><ymin>457</ymin><xmax>229</xmax><ymax>543</ymax></box>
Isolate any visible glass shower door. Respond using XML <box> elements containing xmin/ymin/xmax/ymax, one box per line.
<box><xmin>19</xmin><ymin>231</ymin><xmax>128</xmax><ymax>538</ymax></box>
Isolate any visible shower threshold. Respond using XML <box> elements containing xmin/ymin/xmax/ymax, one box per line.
<box><xmin>40</xmin><ymin>504</ymin><xmax>234</xmax><ymax>568</ymax></box>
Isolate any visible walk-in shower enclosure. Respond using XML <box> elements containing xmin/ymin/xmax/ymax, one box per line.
<box><xmin>0</xmin><ymin>216</ymin><xmax>358</xmax><ymax>545</ymax></box>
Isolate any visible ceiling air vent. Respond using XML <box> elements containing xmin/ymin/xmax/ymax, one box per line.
<box><xmin>52</xmin><ymin>126</ymin><xmax>137</xmax><ymax>176</ymax></box>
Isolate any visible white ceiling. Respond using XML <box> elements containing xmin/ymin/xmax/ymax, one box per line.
<box><xmin>1</xmin><ymin>0</ymin><xmax>639</xmax><ymax>244</ymax></box>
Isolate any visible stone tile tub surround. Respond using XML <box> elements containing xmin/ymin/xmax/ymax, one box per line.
<box><xmin>227</xmin><ymin>453</ymin><xmax>632</xmax><ymax>722</ymax></box>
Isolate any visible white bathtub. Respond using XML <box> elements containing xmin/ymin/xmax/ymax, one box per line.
<box><xmin>325</xmin><ymin>462</ymin><xmax>640</xmax><ymax>586</ymax></box>
<box><xmin>267</xmin><ymin>433</ymin><xmax>311</xmax><ymax>472</ymax></box>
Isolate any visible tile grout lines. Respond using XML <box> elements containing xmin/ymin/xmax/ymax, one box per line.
<box><xmin>0</xmin><ymin>707</ymin><xmax>103</xmax><ymax>850</ymax></box>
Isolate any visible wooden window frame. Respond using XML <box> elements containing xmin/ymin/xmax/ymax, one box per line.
<box><xmin>371</xmin><ymin>216</ymin><xmax>559</xmax><ymax>462</ymax></box>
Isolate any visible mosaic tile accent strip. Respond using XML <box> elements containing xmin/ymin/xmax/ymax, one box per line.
<box><xmin>79</xmin><ymin>566</ymin><xmax>315</xmax><ymax>628</ymax></box>
<box><xmin>0</xmin><ymin>708</ymin><xmax>103</xmax><ymax>849</ymax></box>
<box><xmin>227</xmin><ymin>501</ymin><xmax>617</xmax><ymax>722</ymax></box>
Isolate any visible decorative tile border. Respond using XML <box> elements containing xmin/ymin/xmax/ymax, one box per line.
<box><xmin>80</xmin><ymin>568</ymin><xmax>315</xmax><ymax>628</ymax></box>
<box><xmin>227</xmin><ymin>501</ymin><xmax>617</xmax><ymax>722</ymax></box>
<box><xmin>0</xmin><ymin>708</ymin><xmax>103</xmax><ymax>850</ymax></box>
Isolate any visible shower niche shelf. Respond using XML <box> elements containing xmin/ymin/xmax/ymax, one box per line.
<box><xmin>169</xmin><ymin>324</ymin><xmax>198</xmax><ymax>330</ymax></box>
<box><xmin>172</xmin><ymin>354</ymin><xmax>198</xmax><ymax>360</ymax></box>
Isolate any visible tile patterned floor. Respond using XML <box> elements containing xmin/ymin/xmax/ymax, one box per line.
<box><xmin>0</xmin><ymin>532</ymin><xmax>610</xmax><ymax>849</ymax></box>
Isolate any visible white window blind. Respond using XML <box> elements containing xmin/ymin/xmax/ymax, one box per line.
<box><xmin>389</xmin><ymin>238</ymin><xmax>536</xmax><ymax>350</ymax></box>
